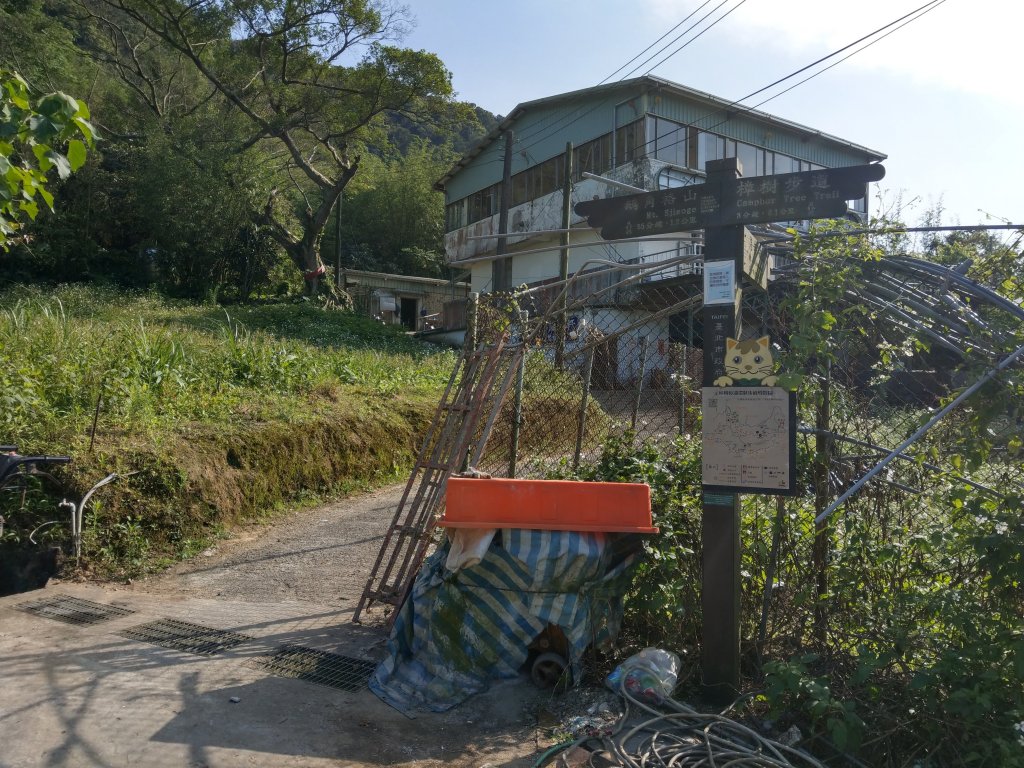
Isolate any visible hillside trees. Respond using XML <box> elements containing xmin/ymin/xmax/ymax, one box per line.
<box><xmin>83</xmin><ymin>0</ymin><xmax>454</xmax><ymax>298</ymax></box>
<box><xmin>339</xmin><ymin>141</ymin><xmax>451</xmax><ymax>277</ymax></box>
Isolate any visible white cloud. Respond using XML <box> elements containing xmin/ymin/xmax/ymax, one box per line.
<box><xmin>644</xmin><ymin>0</ymin><xmax>1021</xmax><ymax>104</ymax></box>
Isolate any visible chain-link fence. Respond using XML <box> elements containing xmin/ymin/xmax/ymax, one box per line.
<box><xmin>468</xmin><ymin>258</ymin><xmax>707</xmax><ymax>481</ymax></box>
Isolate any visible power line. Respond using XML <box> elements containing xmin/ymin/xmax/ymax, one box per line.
<box><xmin>518</xmin><ymin>0</ymin><xmax>942</xmax><ymax>168</ymax></box>
<box><xmin>736</xmin><ymin>1</ymin><xmax>947</xmax><ymax>116</ymax></box>
<box><xmin>625</xmin><ymin>0</ymin><xmax>740</xmax><ymax>80</ymax></box>
<box><xmin>511</xmin><ymin>1</ymin><xmax>747</xmax><ymax>152</ymax></box>
<box><xmin>605</xmin><ymin>1</ymin><xmax>947</xmax><ymax>165</ymax></box>
<box><xmin>641</xmin><ymin>0</ymin><xmax>750</xmax><ymax>75</ymax></box>
<box><xmin>453</xmin><ymin>0</ymin><xmax>947</xmax><ymax>245</ymax></box>
<box><xmin>599</xmin><ymin>0</ymin><xmax>717</xmax><ymax>84</ymax></box>
<box><xmin>732</xmin><ymin>0</ymin><xmax>943</xmax><ymax>106</ymax></box>
<box><xmin>620</xmin><ymin>0</ymin><xmax>947</xmax><ymax>172</ymax></box>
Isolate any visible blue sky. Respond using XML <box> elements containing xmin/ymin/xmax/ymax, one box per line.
<box><xmin>401</xmin><ymin>0</ymin><xmax>1021</xmax><ymax>231</ymax></box>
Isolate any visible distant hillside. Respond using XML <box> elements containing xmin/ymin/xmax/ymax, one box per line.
<box><xmin>387</xmin><ymin>102</ymin><xmax>501</xmax><ymax>155</ymax></box>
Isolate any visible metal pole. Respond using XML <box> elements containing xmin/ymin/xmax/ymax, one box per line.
<box><xmin>678</xmin><ymin>344</ymin><xmax>689</xmax><ymax>435</ymax></box>
<box><xmin>508</xmin><ymin>312</ymin><xmax>528</xmax><ymax>478</ymax></box>
<box><xmin>573</xmin><ymin>348</ymin><xmax>595</xmax><ymax>471</ymax></box>
<box><xmin>555</xmin><ymin>141</ymin><xmax>573</xmax><ymax>368</ymax></box>
<box><xmin>815</xmin><ymin>340</ymin><xmax>1024</xmax><ymax>524</ymax></box>
<box><xmin>757</xmin><ymin>496</ymin><xmax>787</xmax><ymax>654</ymax></box>
<box><xmin>464</xmin><ymin>292</ymin><xmax>479</xmax><ymax>353</ymax></box>
<box><xmin>493</xmin><ymin>130</ymin><xmax>514</xmax><ymax>292</ymax></box>
<box><xmin>631</xmin><ymin>336</ymin><xmax>649</xmax><ymax>431</ymax></box>
<box><xmin>812</xmin><ymin>361</ymin><xmax>832</xmax><ymax>646</ymax></box>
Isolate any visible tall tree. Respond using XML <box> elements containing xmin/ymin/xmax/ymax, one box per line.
<box><xmin>84</xmin><ymin>0</ymin><xmax>454</xmax><ymax>297</ymax></box>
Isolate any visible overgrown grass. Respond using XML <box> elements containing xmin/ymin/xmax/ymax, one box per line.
<box><xmin>0</xmin><ymin>284</ymin><xmax>455</xmax><ymax>578</ymax></box>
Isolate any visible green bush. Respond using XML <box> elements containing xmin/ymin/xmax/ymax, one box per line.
<box><xmin>565</xmin><ymin>431</ymin><xmax>1023</xmax><ymax>766</ymax></box>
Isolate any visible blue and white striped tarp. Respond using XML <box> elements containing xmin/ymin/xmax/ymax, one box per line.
<box><xmin>370</xmin><ymin>529</ymin><xmax>642</xmax><ymax>714</ymax></box>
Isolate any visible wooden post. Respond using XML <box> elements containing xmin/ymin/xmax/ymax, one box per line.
<box><xmin>631</xmin><ymin>335</ymin><xmax>649</xmax><ymax>431</ymax></box>
<box><xmin>573</xmin><ymin>347</ymin><xmax>595</xmax><ymax>471</ymax></box>
<box><xmin>555</xmin><ymin>141</ymin><xmax>573</xmax><ymax>368</ymax></box>
<box><xmin>508</xmin><ymin>311</ymin><xmax>528</xmax><ymax>478</ymax></box>
<box><xmin>701</xmin><ymin>157</ymin><xmax>744</xmax><ymax>702</ymax></box>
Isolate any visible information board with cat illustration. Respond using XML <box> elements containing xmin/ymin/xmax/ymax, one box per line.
<box><xmin>702</xmin><ymin>336</ymin><xmax>797</xmax><ymax>494</ymax></box>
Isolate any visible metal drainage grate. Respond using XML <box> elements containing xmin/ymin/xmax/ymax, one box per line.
<box><xmin>119</xmin><ymin>618</ymin><xmax>251</xmax><ymax>656</ymax></box>
<box><xmin>254</xmin><ymin>645</ymin><xmax>378</xmax><ymax>692</ymax></box>
<box><xmin>17</xmin><ymin>595</ymin><xmax>135</xmax><ymax>626</ymax></box>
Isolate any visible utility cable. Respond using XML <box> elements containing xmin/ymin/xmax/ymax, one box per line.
<box><xmin>509</xmin><ymin>0</ymin><xmax>746</xmax><ymax>152</ymax></box>
<box><xmin>512</xmin><ymin>0</ymin><xmax>944</xmax><ymax>169</ymax></box>
<box><xmin>535</xmin><ymin>678</ymin><xmax>829</xmax><ymax>767</ymax></box>
<box><xmin>598</xmin><ymin>0</ymin><xmax>947</xmax><ymax>169</ymax></box>
<box><xmin>628</xmin><ymin>0</ymin><xmax>742</xmax><ymax>80</ymax></box>
<box><xmin>641</xmin><ymin>0</ymin><xmax>750</xmax><ymax>75</ymax></box>
<box><xmin>599</xmin><ymin>0</ymin><xmax>718</xmax><ymax>84</ymax></box>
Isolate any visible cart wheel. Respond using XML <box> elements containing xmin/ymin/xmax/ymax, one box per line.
<box><xmin>531</xmin><ymin>651</ymin><xmax>571</xmax><ymax>692</ymax></box>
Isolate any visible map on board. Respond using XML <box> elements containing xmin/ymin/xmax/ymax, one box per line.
<box><xmin>701</xmin><ymin>386</ymin><xmax>796</xmax><ymax>494</ymax></box>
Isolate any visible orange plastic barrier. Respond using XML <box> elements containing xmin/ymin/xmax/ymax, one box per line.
<box><xmin>439</xmin><ymin>477</ymin><xmax>658</xmax><ymax>534</ymax></box>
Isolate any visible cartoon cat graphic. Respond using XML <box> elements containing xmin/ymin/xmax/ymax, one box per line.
<box><xmin>714</xmin><ymin>336</ymin><xmax>778</xmax><ymax>387</ymax></box>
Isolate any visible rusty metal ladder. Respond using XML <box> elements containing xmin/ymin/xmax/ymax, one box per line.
<box><xmin>352</xmin><ymin>339</ymin><xmax>522</xmax><ymax>624</ymax></box>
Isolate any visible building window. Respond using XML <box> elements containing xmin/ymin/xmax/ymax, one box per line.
<box><xmin>511</xmin><ymin>153</ymin><xmax>567</xmax><ymax>206</ymax></box>
<box><xmin>658</xmin><ymin>167</ymin><xmax>700</xmax><ymax>189</ymax></box>
<box><xmin>650</xmin><ymin>116</ymin><xmax>686</xmax><ymax>167</ymax></box>
<box><xmin>466</xmin><ymin>183</ymin><xmax>500</xmax><ymax>226</ymax></box>
<box><xmin>773</xmin><ymin>154</ymin><xmax>797</xmax><ymax>175</ymax></box>
<box><xmin>445</xmin><ymin>199</ymin><xmax>466</xmax><ymax>232</ymax></box>
<box><xmin>576</xmin><ymin>133</ymin><xmax>613</xmax><ymax>179</ymax></box>
<box><xmin>646</xmin><ymin>117</ymin><xmax>700</xmax><ymax>170</ymax></box>
<box><xmin>614</xmin><ymin>118</ymin><xmax>645</xmax><ymax>166</ymax></box>
<box><xmin>444</xmin><ymin>121</ymin><xmax>854</xmax><ymax>233</ymax></box>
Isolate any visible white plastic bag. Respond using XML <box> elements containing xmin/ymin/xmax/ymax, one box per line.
<box><xmin>445</xmin><ymin>527</ymin><xmax>496</xmax><ymax>571</ymax></box>
<box><xmin>605</xmin><ymin>647</ymin><xmax>681</xmax><ymax>704</ymax></box>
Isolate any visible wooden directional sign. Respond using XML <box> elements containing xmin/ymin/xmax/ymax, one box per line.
<box><xmin>575</xmin><ymin>163</ymin><xmax>885</xmax><ymax>240</ymax></box>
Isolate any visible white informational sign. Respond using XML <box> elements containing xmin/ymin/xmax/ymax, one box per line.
<box><xmin>702</xmin><ymin>386</ymin><xmax>795</xmax><ymax>493</ymax></box>
<box><xmin>703</xmin><ymin>260</ymin><xmax>735</xmax><ymax>305</ymax></box>
<box><xmin>378</xmin><ymin>294</ymin><xmax>396</xmax><ymax>312</ymax></box>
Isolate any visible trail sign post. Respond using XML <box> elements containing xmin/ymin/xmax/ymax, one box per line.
<box><xmin>575</xmin><ymin>158</ymin><xmax>885</xmax><ymax>702</ymax></box>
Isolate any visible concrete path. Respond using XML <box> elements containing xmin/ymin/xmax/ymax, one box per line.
<box><xmin>0</xmin><ymin>485</ymin><xmax>545</xmax><ymax>768</ymax></box>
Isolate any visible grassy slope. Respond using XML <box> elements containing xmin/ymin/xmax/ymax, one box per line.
<box><xmin>0</xmin><ymin>285</ymin><xmax>455</xmax><ymax>577</ymax></box>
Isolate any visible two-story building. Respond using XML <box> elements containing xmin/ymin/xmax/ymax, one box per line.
<box><xmin>439</xmin><ymin>75</ymin><xmax>884</xmax><ymax>285</ymax></box>
<box><xmin>437</xmin><ymin>75</ymin><xmax>885</xmax><ymax>384</ymax></box>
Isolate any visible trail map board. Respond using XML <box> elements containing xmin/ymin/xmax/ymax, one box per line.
<box><xmin>701</xmin><ymin>386</ymin><xmax>797</xmax><ymax>495</ymax></box>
